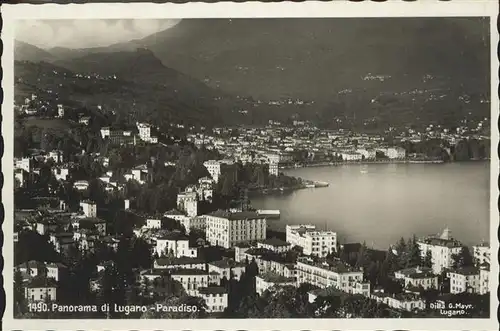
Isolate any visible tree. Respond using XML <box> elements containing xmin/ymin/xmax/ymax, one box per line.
<box><xmin>313</xmin><ymin>294</ymin><xmax>342</xmax><ymax>317</ymax></box>
<box><xmin>406</xmin><ymin>234</ymin><xmax>422</xmax><ymax>268</ymax></box>
<box><xmin>14</xmin><ymin>268</ymin><xmax>26</xmax><ymax>317</ymax></box>
<box><xmin>395</xmin><ymin>237</ymin><xmax>407</xmax><ymax>269</ymax></box>
<box><xmin>422</xmin><ymin>250</ymin><xmax>433</xmax><ymax>269</ymax></box>
<box><xmin>451</xmin><ymin>247</ymin><xmax>474</xmax><ymax>269</ymax></box>
<box><xmin>355</xmin><ymin>242</ymin><xmax>369</xmax><ymax>269</ymax></box>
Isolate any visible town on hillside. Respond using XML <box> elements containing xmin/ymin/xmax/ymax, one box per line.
<box><xmin>13</xmin><ymin>95</ymin><xmax>491</xmax><ymax>319</ymax></box>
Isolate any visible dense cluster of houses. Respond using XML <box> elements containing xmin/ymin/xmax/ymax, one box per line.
<box><xmin>13</xmin><ymin>100</ymin><xmax>490</xmax><ymax>316</ymax></box>
<box><xmin>15</xmin><ymin>184</ymin><xmax>491</xmax><ymax>315</ymax></box>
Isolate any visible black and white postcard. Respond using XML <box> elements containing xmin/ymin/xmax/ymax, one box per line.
<box><xmin>2</xmin><ymin>1</ymin><xmax>498</xmax><ymax>330</ymax></box>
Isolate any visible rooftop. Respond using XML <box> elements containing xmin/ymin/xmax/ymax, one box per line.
<box><xmin>170</xmin><ymin>268</ymin><xmax>208</xmax><ymax>276</ymax></box>
<box><xmin>78</xmin><ymin>217</ymin><xmax>107</xmax><ymax>224</ymax></box>
<box><xmin>297</xmin><ymin>257</ymin><xmax>362</xmax><ymax>274</ymax></box>
<box><xmin>155</xmin><ymin>256</ymin><xmax>205</xmax><ymax>266</ymax></box>
<box><xmin>156</xmin><ymin>231</ymin><xmax>189</xmax><ymax>241</ymax></box>
<box><xmin>198</xmin><ymin>286</ymin><xmax>228</xmax><ymax>295</ymax></box>
<box><xmin>209</xmin><ymin>258</ymin><xmax>245</xmax><ymax>269</ymax></box>
<box><xmin>309</xmin><ymin>286</ymin><xmax>346</xmax><ymax>298</ymax></box>
<box><xmin>395</xmin><ymin>266</ymin><xmax>434</xmax><ymax>278</ymax></box>
<box><xmin>258</xmin><ymin>272</ymin><xmax>295</xmax><ymax>283</ymax></box>
<box><xmin>207</xmin><ymin>210</ymin><xmax>262</xmax><ymax>221</ymax></box>
<box><xmin>418</xmin><ymin>237</ymin><xmax>463</xmax><ymax>248</ymax></box>
<box><xmin>164</xmin><ymin>209</ymin><xmax>183</xmax><ymax>216</ymax></box>
<box><xmin>260</xmin><ymin>238</ymin><xmax>290</xmax><ymax>247</ymax></box>
<box><xmin>27</xmin><ymin>276</ymin><xmax>57</xmax><ymax>288</ymax></box>
<box><xmin>451</xmin><ymin>266</ymin><xmax>479</xmax><ymax>276</ymax></box>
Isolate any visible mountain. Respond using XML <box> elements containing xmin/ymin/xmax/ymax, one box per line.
<box><xmin>15</xmin><ymin>41</ymin><xmax>57</xmax><ymax>63</ymax></box>
<box><xmin>17</xmin><ymin>18</ymin><xmax>491</xmax><ymax>129</ymax></box>
<box><xmin>47</xmin><ymin>18</ymin><xmax>490</xmax><ymax>102</ymax></box>
<box><xmin>14</xmin><ymin>50</ymin><xmax>251</xmax><ymax>127</ymax></box>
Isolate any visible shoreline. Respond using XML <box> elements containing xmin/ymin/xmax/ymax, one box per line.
<box><xmin>280</xmin><ymin>159</ymin><xmax>444</xmax><ymax>169</ymax></box>
<box><xmin>279</xmin><ymin>158</ymin><xmax>490</xmax><ymax>169</ymax></box>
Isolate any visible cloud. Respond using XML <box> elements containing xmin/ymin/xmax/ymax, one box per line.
<box><xmin>15</xmin><ymin>19</ymin><xmax>181</xmax><ymax>49</ymax></box>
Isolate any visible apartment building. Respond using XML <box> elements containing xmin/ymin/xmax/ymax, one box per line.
<box><xmin>170</xmin><ymin>269</ymin><xmax>209</xmax><ymax>296</ymax></box>
<box><xmin>257</xmin><ymin>238</ymin><xmax>291</xmax><ymax>253</ymax></box>
<box><xmin>286</xmin><ymin>225</ymin><xmax>337</xmax><ymax>257</ymax></box>
<box><xmin>295</xmin><ymin>257</ymin><xmax>367</xmax><ymax>295</ymax></box>
<box><xmin>206</xmin><ymin>210</ymin><xmax>266</xmax><ymax>248</ymax></box>
<box><xmin>472</xmin><ymin>242</ymin><xmax>490</xmax><ymax>265</ymax></box>
<box><xmin>24</xmin><ymin>276</ymin><xmax>57</xmax><ymax>302</ymax></box>
<box><xmin>154</xmin><ymin>232</ymin><xmax>198</xmax><ymax>258</ymax></box>
<box><xmin>153</xmin><ymin>257</ymin><xmax>206</xmax><ymax>270</ymax></box>
<box><xmin>197</xmin><ymin>286</ymin><xmax>228</xmax><ymax>312</ymax></box>
<box><xmin>417</xmin><ymin>228</ymin><xmax>464</xmax><ymax>274</ymax></box>
<box><xmin>80</xmin><ymin>200</ymin><xmax>97</xmax><ymax>218</ymax></box>
<box><xmin>394</xmin><ymin>266</ymin><xmax>438</xmax><ymax>290</ymax></box>
<box><xmin>448</xmin><ymin>266</ymin><xmax>480</xmax><ymax>294</ymax></box>
<box><xmin>479</xmin><ymin>264</ymin><xmax>490</xmax><ymax>295</ymax></box>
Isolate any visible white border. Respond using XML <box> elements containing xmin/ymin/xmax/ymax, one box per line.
<box><xmin>2</xmin><ymin>1</ymin><xmax>498</xmax><ymax>330</ymax></box>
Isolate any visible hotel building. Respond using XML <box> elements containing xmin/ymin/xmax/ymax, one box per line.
<box><xmin>417</xmin><ymin>228</ymin><xmax>464</xmax><ymax>274</ymax></box>
<box><xmin>295</xmin><ymin>257</ymin><xmax>368</xmax><ymax>295</ymax></box>
<box><xmin>286</xmin><ymin>225</ymin><xmax>337</xmax><ymax>257</ymax></box>
<box><xmin>206</xmin><ymin>210</ymin><xmax>266</xmax><ymax>248</ymax></box>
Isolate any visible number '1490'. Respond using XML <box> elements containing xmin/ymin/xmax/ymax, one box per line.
<box><xmin>29</xmin><ymin>302</ymin><xmax>49</xmax><ymax>312</ymax></box>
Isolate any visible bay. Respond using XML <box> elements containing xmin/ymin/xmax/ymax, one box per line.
<box><xmin>251</xmin><ymin>162</ymin><xmax>490</xmax><ymax>249</ymax></box>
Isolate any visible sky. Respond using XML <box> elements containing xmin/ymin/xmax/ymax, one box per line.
<box><xmin>15</xmin><ymin>19</ymin><xmax>181</xmax><ymax>49</ymax></box>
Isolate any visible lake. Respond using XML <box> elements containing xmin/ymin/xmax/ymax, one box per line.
<box><xmin>251</xmin><ymin>162</ymin><xmax>490</xmax><ymax>249</ymax></box>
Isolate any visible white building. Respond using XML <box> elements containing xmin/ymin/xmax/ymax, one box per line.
<box><xmin>24</xmin><ymin>277</ymin><xmax>57</xmax><ymax>302</ymax></box>
<box><xmin>197</xmin><ymin>286</ymin><xmax>228</xmax><ymax>313</ymax></box>
<box><xmin>170</xmin><ymin>269</ymin><xmax>209</xmax><ymax>296</ymax></box>
<box><xmin>57</xmin><ymin>104</ymin><xmax>64</xmax><ymax>118</ymax></box>
<box><xmin>340</xmin><ymin>152</ymin><xmax>362</xmax><ymax>161</ymax></box>
<box><xmin>15</xmin><ymin>169</ymin><xmax>26</xmax><ymax>187</ymax></box>
<box><xmin>384</xmin><ymin>147</ymin><xmax>406</xmax><ymax>159</ymax></box>
<box><xmin>394</xmin><ymin>266</ymin><xmax>438</xmax><ymax>290</ymax></box>
<box><xmin>80</xmin><ymin>200</ymin><xmax>97</xmax><ymax>218</ymax></box>
<box><xmin>479</xmin><ymin>264</ymin><xmax>490</xmax><ymax>295</ymax></box>
<box><xmin>180</xmin><ymin>216</ymin><xmax>206</xmax><ymax>235</ymax></box>
<box><xmin>286</xmin><ymin>225</ymin><xmax>337</xmax><ymax>257</ymax></box>
<box><xmin>73</xmin><ymin>180</ymin><xmax>89</xmax><ymax>191</ymax></box>
<box><xmin>154</xmin><ymin>257</ymin><xmax>205</xmax><ymax>270</ymax></box>
<box><xmin>356</xmin><ymin>148</ymin><xmax>376</xmax><ymax>160</ymax></box>
<box><xmin>100</xmin><ymin>127</ymin><xmax>111</xmax><ymax>139</ymax></box>
<box><xmin>208</xmin><ymin>258</ymin><xmax>246</xmax><ymax>282</ymax></box>
<box><xmin>154</xmin><ymin>232</ymin><xmax>197</xmax><ymax>258</ymax></box>
<box><xmin>371</xmin><ymin>292</ymin><xmax>425</xmax><ymax>312</ymax></box>
<box><xmin>52</xmin><ymin>167</ymin><xmax>69</xmax><ymax>181</ymax></box>
<box><xmin>417</xmin><ymin>228</ymin><xmax>464</xmax><ymax>274</ymax></box>
<box><xmin>48</xmin><ymin>150</ymin><xmax>63</xmax><ymax>163</ymax></box>
<box><xmin>177</xmin><ymin>190</ymin><xmax>198</xmax><ymax>217</ymax></box>
<box><xmin>206</xmin><ymin>210</ymin><xmax>267</xmax><ymax>248</ymax></box>
<box><xmin>257</xmin><ymin>238</ymin><xmax>291</xmax><ymax>253</ymax></box>
<box><xmin>137</xmin><ymin>122</ymin><xmax>151</xmax><ymax>141</ymax></box>
<box><xmin>269</xmin><ymin>162</ymin><xmax>279</xmax><ymax>176</ymax></box>
<box><xmin>126</xmin><ymin>166</ymin><xmax>149</xmax><ymax>185</ymax></box>
<box><xmin>79</xmin><ymin>116</ymin><xmax>90</xmax><ymax>125</ymax></box>
<box><xmin>256</xmin><ymin>272</ymin><xmax>297</xmax><ymax>295</ymax></box>
<box><xmin>472</xmin><ymin>243</ymin><xmax>490</xmax><ymax>265</ymax></box>
<box><xmin>146</xmin><ymin>219</ymin><xmax>162</xmax><ymax>229</ymax></box>
<box><xmin>296</xmin><ymin>257</ymin><xmax>367</xmax><ymax>295</ymax></box>
<box><xmin>15</xmin><ymin>260</ymin><xmax>66</xmax><ymax>281</ymax></box>
<box><xmin>448</xmin><ymin>266</ymin><xmax>480</xmax><ymax>294</ymax></box>
<box><xmin>203</xmin><ymin>160</ymin><xmax>234</xmax><ymax>183</ymax></box>
<box><xmin>15</xmin><ymin>157</ymin><xmax>32</xmax><ymax>173</ymax></box>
